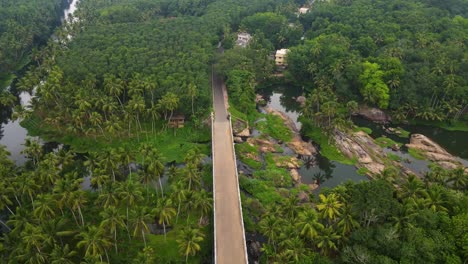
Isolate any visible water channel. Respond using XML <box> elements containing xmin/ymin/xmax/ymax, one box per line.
<box><xmin>259</xmin><ymin>85</ymin><xmax>468</xmax><ymax>188</ymax></box>
<box><xmin>0</xmin><ymin>0</ymin><xmax>80</xmax><ymax>165</ymax></box>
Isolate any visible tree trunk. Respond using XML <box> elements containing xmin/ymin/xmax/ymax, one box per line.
<box><xmin>142</xmin><ymin>229</ymin><xmax>147</xmax><ymax>247</ymax></box>
<box><xmin>78</xmin><ymin>205</ymin><xmax>85</xmax><ymax>226</ymax></box>
<box><xmin>0</xmin><ymin>220</ymin><xmax>11</xmax><ymax>231</ymax></box>
<box><xmin>163</xmin><ymin>221</ymin><xmax>166</xmax><ymax>241</ymax></box>
<box><xmin>159</xmin><ymin>177</ymin><xmax>164</xmax><ymax>198</ymax></box>
<box><xmin>176</xmin><ymin>202</ymin><xmax>181</xmax><ymax>224</ymax></box>
<box><xmin>114</xmin><ymin>230</ymin><xmax>118</xmax><ymax>253</ymax></box>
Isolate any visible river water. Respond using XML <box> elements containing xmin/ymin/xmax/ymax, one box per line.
<box><xmin>261</xmin><ymin>86</ymin><xmax>468</xmax><ymax>188</ymax></box>
<box><xmin>0</xmin><ymin>0</ymin><xmax>80</xmax><ymax>164</ymax></box>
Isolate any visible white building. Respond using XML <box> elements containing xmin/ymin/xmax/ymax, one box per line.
<box><xmin>236</xmin><ymin>32</ymin><xmax>252</xmax><ymax>48</ymax></box>
<box><xmin>298</xmin><ymin>7</ymin><xmax>310</xmax><ymax>14</ymax></box>
<box><xmin>275</xmin><ymin>49</ymin><xmax>289</xmax><ymax>66</ymax></box>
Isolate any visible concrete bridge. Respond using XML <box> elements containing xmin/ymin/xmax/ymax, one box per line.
<box><xmin>211</xmin><ymin>68</ymin><xmax>248</xmax><ymax>264</ymax></box>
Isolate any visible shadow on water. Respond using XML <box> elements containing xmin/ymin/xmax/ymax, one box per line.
<box><xmin>352</xmin><ymin>116</ymin><xmax>468</xmax><ymax>160</ymax></box>
<box><xmin>257</xmin><ymin>86</ymin><xmax>364</xmax><ymax>189</ymax></box>
<box><xmin>298</xmin><ymin>154</ymin><xmax>367</xmax><ymax>189</ymax></box>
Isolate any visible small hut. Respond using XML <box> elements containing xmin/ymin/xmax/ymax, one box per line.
<box><xmin>169</xmin><ymin>114</ymin><xmax>185</xmax><ymax>128</ymax></box>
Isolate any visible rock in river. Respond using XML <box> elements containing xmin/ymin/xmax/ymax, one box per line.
<box><xmin>356</xmin><ymin>107</ymin><xmax>391</xmax><ymax>123</ymax></box>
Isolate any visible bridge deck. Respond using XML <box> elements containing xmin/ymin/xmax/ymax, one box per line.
<box><xmin>212</xmin><ymin>71</ymin><xmax>248</xmax><ymax>264</ymax></box>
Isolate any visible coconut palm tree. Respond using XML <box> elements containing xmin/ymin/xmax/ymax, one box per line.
<box><xmin>117</xmin><ymin>179</ymin><xmax>143</xmax><ymax>223</ymax></box>
<box><xmin>194</xmin><ymin>190</ymin><xmax>213</xmax><ymax>225</ymax></box>
<box><xmin>33</xmin><ymin>194</ymin><xmax>56</xmax><ymax>223</ymax></box>
<box><xmin>171</xmin><ymin>182</ymin><xmax>187</xmax><ymax>224</ymax></box>
<box><xmin>259</xmin><ymin>215</ymin><xmax>281</xmax><ymax>246</ymax></box>
<box><xmin>97</xmin><ymin>183</ymin><xmax>120</xmax><ymax>209</ymax></box>
<box><xmin>50</xmin><ymin>244</ymin><xmax>77</xmax><ymax>264</ymax></box>
<box><xmin>100</xmin><ymin>206</ymin><xmax>126</xmax><ymax>253</ymax></box>
<box><xmin>316</xmin><ymin>226</ymin><xmax>341</xmax><ymax>256</ymax></box>
<box><xmin>337</xmin><ymin>204</ymin><xmax>359</xmax><ymax>235</ymax></box>
<box><xmin>153</xmin><ymin>198</ymin><xmax>176</xmax><ymax>241</ymax></box>
<box><xmin>176</xmin><ymin>226</ymin><xmax>205</xmax><ymax>263</ymax></box>
<box><xmin>130</xmin><ymin>207</ymin><xmax>152</xmax><ymax>247</ymax></box>
<box><xmin>296</xmin><ymin>209</ymin><xmax>324</xmax><ymax>242</ymax></box>
<box><xmin>69</xmin><ymin>190</ymin><xmax>88</xmax><ymax>227</ymax></box>
<box><xmin>423</xmin><ymin>184</ymin><xmax>448</xmax><ymax>212</ymax></box>
<box><xmin>76</xmin><ymin>225</ymin><xmax>111</xmax><ymax>263</ymax></box>
<box><xmin>316</xmin><ymin>193</ymin><xmax>343</xmax><ymax>223</ymax></box>
<box><xmin>447</xmin><ymin>167</ymin><xmax>467</xmax><ymax>190</ymax></box>
<box><xmin>145</xmin><ymin>150</ymin><xmax>165</xmax><ymax>197</ymax></box>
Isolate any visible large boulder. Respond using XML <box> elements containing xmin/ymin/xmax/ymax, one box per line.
<box><xmin>290</xmin><ymin>169</ymin><xmax>301</xmax><ymax>183</ymax></box>
<box><xmin>406</xmin><ymin>134</ymin><xmax>467</xmax><ymax>171</ymax></box>
<box><xmin>356</xmin><ymin>107</ymin><xmax>391</xmax><ymax>123</ymax></box>
<box><xmin>406</xmin><ymin>134</ymin><xmax>450</xmax><ymax>155</ymax></box>
<box><xmin>287</xmin><ymin>140</ymin><xmax>316</xmax><ymax>156</ymax></box>
<box><xmin>247</xmin><ymin>138</ymin><xmax>278</xmax><ymax>153</ymax></box>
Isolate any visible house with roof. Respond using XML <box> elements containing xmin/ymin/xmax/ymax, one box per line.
<box><xmin>275</xmin><ymin>49</ymin><xmax>290</xmax><ymax>66</ymax></box>
<box><xmin>236</xmin><ymin>32</ymin><xmax>252</xmax><ymax>48</ymax></box>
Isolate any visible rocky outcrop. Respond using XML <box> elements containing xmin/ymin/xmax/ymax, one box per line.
<box><xmin>274</xmin><ymin>156</ymin><xmax>301</xmax><ymax>169</ymax></box>
<box><xmin>236</xmin><ymin>127</ymin><xmax>250</xmax><ymax>137</ymax></box>
<box><xmin>234</xmin><ymin>137</ymin><xmax>243</xmax><ymax>143</ymax></box>
<box><xmin>290</xmin><ymin>169</ymin><xmax>301</xmax><ymax>183</ymax></box>
<box><xmin>356</xmin><ymin>107</ymin><xmax>391</xmax><ymax>123</ymax></box>
<box><xmin>296</xmin><ymin>96</ymin><xmax>306</xmax><ymax>107</ymax></box>
<box><xmin>298</xmin><ymin>191</ymin><xmax>309</xmax><ymax>202</ymax></box>
<box><xmin>233</xmin><ymin>118</ymin><xmax>249</xmax><ymax>137</ymax></box>
<box><xmin>334</xmin><ymin>130</ymin><xmax>388</xmax><ymax>175</ymax></box>
<box><xmin>263</xmin><ymin>106</ymin><xmax>316</xmax><ymax>156</ymax></box>
<box><xmin>247</xmin><ymin>138</ymin><xmax>278</xmax><ymax>153</ymax></box>
<box><xmin>406</xmin><ymin>134</ymin><xmax>466</xmax><ymax>171</ymax></box>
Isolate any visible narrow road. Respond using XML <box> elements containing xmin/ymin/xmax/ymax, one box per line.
<box><xmin>212</xmin><ymin>68</ymin><xmax>248</xmax><ymax>264</ymax></box>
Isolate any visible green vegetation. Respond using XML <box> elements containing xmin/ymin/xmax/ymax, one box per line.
<box><xmin>22</xmin><ymin>115</ymin><xmax>210</xmax><ymax>163</ymax></box>
<box><xmin>356</xmin><ymin>167</ymin><xmax>370</xmax><ymax>176</ymax></box>
<box><xmin>353</xmin><ymin>126</ymin><xmax>373</xmax><ymax>135</ymax></box>
<box><xmin>395</xmin><ymin>127</ymin><xmax>410</xmax><ymax>138</ymax></box>
<box><xmin>302</xmin><ymin>119</ymin><xmax>354</xmax><ymax>165</ymax></box>
<box><xmin>409</xmin><ymin>118</ymin><xmax>468</xmax><ymax>132</ymax></box>
<box><xmin>239</xmin><ymin>176</ymin><xmax>283</xmax><ymax>205</ymax></box>
<box><xmin>0</xmin><ymin>0</ymin><xmax>67</xmax><ymax>86</ymax></box>
<box><xmin>235</xmin><ymin>142</ymin><xmax>263</xmax><ymax>170</ymax></box>
<box><xmin>257</xmin><ymin>114</ymin><xmax>293</xmax><ymax>142</ymax></box>
<box><xmin>408</xmin><ymin>148</ymin><xmax>426</xmax><ymax>160</ymax></box>
<box><xmin>387</xmin><ymin>152</ymin><xmax>402</xmax><ymax>162</ymax></box>
<box><xmin>0</xmin><ymin>141</ymin><xmax>213</xmax><ymax>263</ymax></box>
<box><xmin>375</xmin><ymin>136</ymin><xmax>402</xmax><ymax>148</ymax></box>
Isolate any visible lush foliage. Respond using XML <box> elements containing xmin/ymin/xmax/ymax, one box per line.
<box><xmin>0</xmin><ymin>142</ymin><xmax>212</xmax><ymax>263</ymax></box>
<box><xmin>0</xmin><ymin>0</ymin><xmax>66</xmax><ymax>78</ymax></box>
<box><xmin>289</xmin><ymin>0</ymin><xmax>468</xmax><ymax>122</ymax></box>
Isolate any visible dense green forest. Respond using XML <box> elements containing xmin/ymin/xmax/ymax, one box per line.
<box><xmin>289</xmin><ymin>0</ymin><xmax>468</xmax><ymax>123</ymax></box>
<box><xmin>0</xmin><ymin>0</ymin><xmax>68</xmax><ymax>88</ymax></box>
<box><xmin>1</xmin><ymin>0</ymin><xmax>467</xmax><ymax>262</ymax></box>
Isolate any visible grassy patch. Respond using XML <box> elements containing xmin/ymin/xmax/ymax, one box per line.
<box><xmin>386</xmin><ymin>152</ymin><xmax>402</xmax><ymax>161</ymax></box>
<box><xmin>257</xmin><ymin>114</ymin><xmax>293</xmax><ymax>142</ymax></box>
<box><xmin>408</xmin><ymin>148</ymin><xmax>426</xmax><ymax>160</ymax></box>
<box><xmin>253</xmin><ymin>168</ymin><xmax>293</xmax><ymax>188</ymax></box>
<box><xmin>228</xmin><ymin>105</ymin><xmax>259</xmax><ymax>125</ymax></box>
<box><xmin>395</xmin><ymin>127</ymin><xmax>410</xmax><ymax>138</ymax></box>
<box><xmin>22</xmin><ymin>115</ymin><xmax>210</xmax><ymax>163</ymax></box>
<box><xmin>235</xmin><ymin>142</ymin><xmax>262</xmax><ymax>170</ymax></box>
<box><xmin>375</xmin><ymin>136</ymin><xmax>402</xmax><ymax>148</ymax></box>
<box><xmin>357</xmin><ymin>167</ymin><xmax>370</xmax><ymax>176</ymax></box>
<box><xmin>353</xmin><ymin>126</ymin><xmax>373</xmax><ymax>135</ymax></box>
<box><xmin>301</xmin><ymin>120</ymin><xmax>354</xmax><ymax>165</ymax></box>
<box><xmin>239</xmin><ymin>176</ymin><xmax>282</xmax><ymax>205</ymax></box>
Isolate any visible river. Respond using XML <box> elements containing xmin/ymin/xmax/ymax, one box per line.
<box><xmin>0</xmin><ymin>0</ymin><xmax>80</xmax><ymax>165</ymax></box>
<box><xmin>260</xmin><ymin>85</ymin><xmax>468</xmax><ymax>188</ymax></box>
